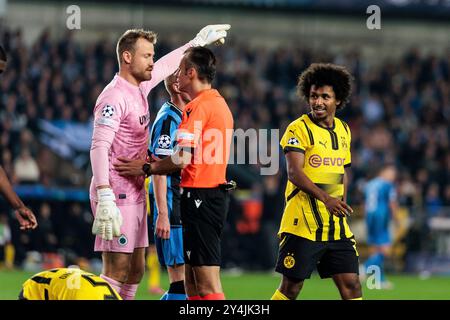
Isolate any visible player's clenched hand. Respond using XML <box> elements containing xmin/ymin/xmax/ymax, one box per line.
<box><xmin>190</xmin><ymin>24</ymin><xmax>231</xmax><ymax>47</ymax></box>
<box><xmin>92</xmin><ymin>188</ymin><xmax>123</xmax><ymax>240</ymax></box>
<box><xmin>114</xmin><ymin>157</ymin><xmax>147</xmax><ymax>177</ymax></box>
<box><xmin>155</xmin><ymin>213</ymin><xmax>170</xmax><ymax>240</ymax></box>
<box><xmin>323</xmin><ymin>196</ymin><xmax>353</xmax><ymax>218</ymax></box>
<box><xmin>14</xmin><ymin>206</ymin><xmax>38</xmax><ymax>230</ymax></box>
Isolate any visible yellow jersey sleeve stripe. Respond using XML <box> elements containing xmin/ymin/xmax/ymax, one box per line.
<box><xmin>301</xmin><ymin>120</ymin><xmax>315</xmax><ymax>145</ymax></box>
<box><xmin>283</xmin><ymin>146</ymin><xmax>305</xmax><ymax>154</ymax></box>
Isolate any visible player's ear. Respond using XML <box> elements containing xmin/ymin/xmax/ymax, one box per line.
<box><xmin>122</xmin><ymin>51</ymin><xmax>133</xmax><ymax>65</ymax></box>
<box><xmin>171</xmin><ymin>82</ymin><xmax>181</xmax><ymax>94</ymax></box>
<box><xmin>188</xmin><ymin>67</ymin><xmax>196</xmax><ymax>79</ymax></box>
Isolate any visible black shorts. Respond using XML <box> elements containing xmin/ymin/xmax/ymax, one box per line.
<box><xmin>181</xmin><ymin>187</ymin><xmax>229</xmax><ymax>266</ymax></box>
<box><xmin>275</xmin><ymin>233</ymin><xmax>359</xmax><ymax>281</ymax></box>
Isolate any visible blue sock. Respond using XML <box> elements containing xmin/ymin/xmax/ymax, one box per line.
<box><xmin>165</xmin><ymin>280</ymin><xmax>186</xmax><ymax>300</ymax></box>
<box><xmin>166</xmin><ymin>293</ymin><xmax>187</xmax><ymax>300</ymax></box>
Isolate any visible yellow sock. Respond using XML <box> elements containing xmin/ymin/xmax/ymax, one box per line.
<box><xmin>5</xmin><ymin>244</ymin><xmax>15</xmax><ymax>268</ymax></box>
<box><xmin>348</xmin><ymin>297</ymin><xmax>363</xmax><ymax>300</ymax></box>
<box><xmin>147</xmin><ymin>249</ymin><xmax>160</xmax><ymax>289</ymax></box>
<box><xmin>271</xmin><ymin>289</ymin><xmax>290</xmax><ymax>300</ymax></box>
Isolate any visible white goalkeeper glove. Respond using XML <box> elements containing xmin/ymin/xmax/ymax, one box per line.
<box><xmin>190</xmin><ymin>24</ymin><xmax>231</xmax><ymax>47</ymax></box>
<box><xmin>92</xmin><ymin>188</ymin><xmax>123</xmax><ymax>241</ymax></box>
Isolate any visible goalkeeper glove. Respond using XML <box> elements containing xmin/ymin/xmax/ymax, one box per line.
<box><xmin>92</xmin><ymin>188</ymin><xmax>123</xmax><ymax>241</ymax></box>
<box><xmin>190</xmin><ymin>24</ymin><xmax>231</xmax><ymax>47</ymax></box>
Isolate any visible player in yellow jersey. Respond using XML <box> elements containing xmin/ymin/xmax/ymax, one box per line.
<box><xmin>19</xmin><ymin>267</ymin><xmax>121</xmax><ymax>300</ymax></box>
<box><xmin>271</xmin><ymin>63</ymin><xmax>362</xmax><ymax>300</ymax></box>
<box><xmin>145</xmin><ymin>176</ymin><xmax>164</xmax><ymax>295</ymax></box>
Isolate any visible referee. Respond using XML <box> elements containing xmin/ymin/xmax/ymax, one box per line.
<box><xmin>115</xmin><ymin>47</ymin><xmax>234</xmax><ymax>300</ymax></box>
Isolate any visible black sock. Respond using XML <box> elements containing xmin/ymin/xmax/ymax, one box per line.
<box><xmin>168</xmin><ymin>280</ymin><xmax>185</xmax><ymax>294</ymax></box>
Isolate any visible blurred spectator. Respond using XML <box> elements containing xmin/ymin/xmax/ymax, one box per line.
<box><xmin>32</xmin><ymin>202</ymin><xmax>58</xmax><ymax>253</ymax></box>
<box><xmin>13</xmin><ymin>148</ymin><xmax>40</xmax><ymax>184</ymax></box>
<box><xmin>425</xmin><ymin>183</ymin><xmax>443</xmax><ymax>217</ymax></box>
<box><xmin>60</xmin><ymin>203</ymin><xmax>94</xmax><ymax>263</ymax></box>
<box><xmin>258</xmin><ymin>173</ymin><xmax>285</xmax><ymax>270</ymax></box>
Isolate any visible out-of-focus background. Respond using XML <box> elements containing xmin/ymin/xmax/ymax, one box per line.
<box><xmin>0</xmin><ymin>0</ymin><xmax>449</xmax><ymax>299</ymax></box>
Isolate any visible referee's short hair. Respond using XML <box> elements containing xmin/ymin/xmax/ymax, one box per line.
<box><xmin>184</xmin><ymin>47</ymin><xmax>216</xmax><ymax>83</ymax></box>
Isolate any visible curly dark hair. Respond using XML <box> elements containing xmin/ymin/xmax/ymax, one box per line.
<box><xmin>297</xmin><ymin>63</ymin><xmax>353</xmax><ymax>110</ymax></box>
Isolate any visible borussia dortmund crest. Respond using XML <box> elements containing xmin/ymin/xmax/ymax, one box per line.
<box><xmin>284</xmin><ymin>254</ymin><xmax>295</xmax><ymax>269</ymax></box>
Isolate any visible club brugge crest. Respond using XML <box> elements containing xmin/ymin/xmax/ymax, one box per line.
<box><xmin>118</xmin><ymin>234</ymin><xmax>128</xmax><ymax>246</ymax></box>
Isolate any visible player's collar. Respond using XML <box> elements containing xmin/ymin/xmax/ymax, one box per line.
<box><xmin>167</xmin><ymin>101</ymin><xmax>183</xmax><ymax>117</ymax></box>
<box><xmin>115</xmin><ymin>74</ymin><xmax>141</xmax><ymax>92</ymax></box>
<box><xmin>307</xmin><ymin>112</ymin><xmax>335</xmax><ymax>130</ymax></box>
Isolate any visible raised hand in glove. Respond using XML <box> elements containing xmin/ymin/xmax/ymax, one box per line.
<box><xmin>190</xmin><ymin>24</ymin><xmax>231</xmax><ymax>47</ymax></box>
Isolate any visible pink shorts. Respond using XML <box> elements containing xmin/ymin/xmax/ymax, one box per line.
<box><xmin>91</xmin><ymin>201</ymin><xmax>149</xmax><ymax>253</ymax></box>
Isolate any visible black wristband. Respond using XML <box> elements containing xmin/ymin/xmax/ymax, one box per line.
<box><xmin>142</xmin><ymin>163</ymin><xmax>151</xmax><ymax>177</ymax></box>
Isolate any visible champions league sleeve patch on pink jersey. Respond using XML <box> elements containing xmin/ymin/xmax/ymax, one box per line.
<box><xmin>101</xmin><ymin>104</ymin><xmax>115</xmax><ymax>118</ymax></box>
<box><xmin>95</xmin><ymin>104</ymin><xmax>117</xmax><ymax>128</ymax></box>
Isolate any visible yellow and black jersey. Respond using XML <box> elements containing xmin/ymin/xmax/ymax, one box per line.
<box><xmin>279</xmin><ymin>113</ymin><xmax>353</xmax><ymax>242</ymax></box>
<box><xmin>20</xmin><ymin>268</ymin><xmax>121</xmax><ymax>300</ymax></box>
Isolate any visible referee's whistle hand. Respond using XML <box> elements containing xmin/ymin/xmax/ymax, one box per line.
<box><xmin>114</xmin><ymin>157</ymin><xmax>146</xmax><ymax>176</ymax></box>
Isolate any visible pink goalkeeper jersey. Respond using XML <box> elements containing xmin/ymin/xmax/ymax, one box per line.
<box><xmin>90</xmin><ymin>43</ymin><xmax>192</xmax><ymax>205</ymax></box>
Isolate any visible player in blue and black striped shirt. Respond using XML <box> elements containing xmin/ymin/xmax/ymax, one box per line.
<box><xmin>148</xmin><ymin>74</ymin><xmax>191</xmax><ymax>300</ymax></box>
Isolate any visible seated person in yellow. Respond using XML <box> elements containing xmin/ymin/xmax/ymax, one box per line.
<box><xmin>19</xmin><ymin>267</ymin><xmax>122</xmax><ymax>300</ymax></box>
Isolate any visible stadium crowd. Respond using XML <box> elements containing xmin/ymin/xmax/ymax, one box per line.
<box><xmin>0</xmin><ymin>27</ymin><xmax>449</xmax><ymax>270</ymax></box>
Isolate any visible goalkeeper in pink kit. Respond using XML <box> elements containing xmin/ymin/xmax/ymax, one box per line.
<box><xmin>89</xmin><ymin>25</ymin><xmax>230</xmax><ymax>300</ymax></box>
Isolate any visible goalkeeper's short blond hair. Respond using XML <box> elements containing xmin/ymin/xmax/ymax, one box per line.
<box><xmin>116</xmin><ymin>29</ymin><xmax>157</xmax><ymax>66</ymax></box>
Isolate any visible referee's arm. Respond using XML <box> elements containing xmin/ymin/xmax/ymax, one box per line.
<box><xmin>150</xmin><ymin>147</ymin><xmax>192</xmax><ymax>176</ymax></box>
<box><xmin>114</xmin><ymin>147</ymin><xmax>193</xmax><ymax>177</ymax></box>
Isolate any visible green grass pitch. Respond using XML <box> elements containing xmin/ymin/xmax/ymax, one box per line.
<box><xmin>1</xmin><ymin>269</ymin><xmax>450</xmax><ymax>300</ymax></box>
